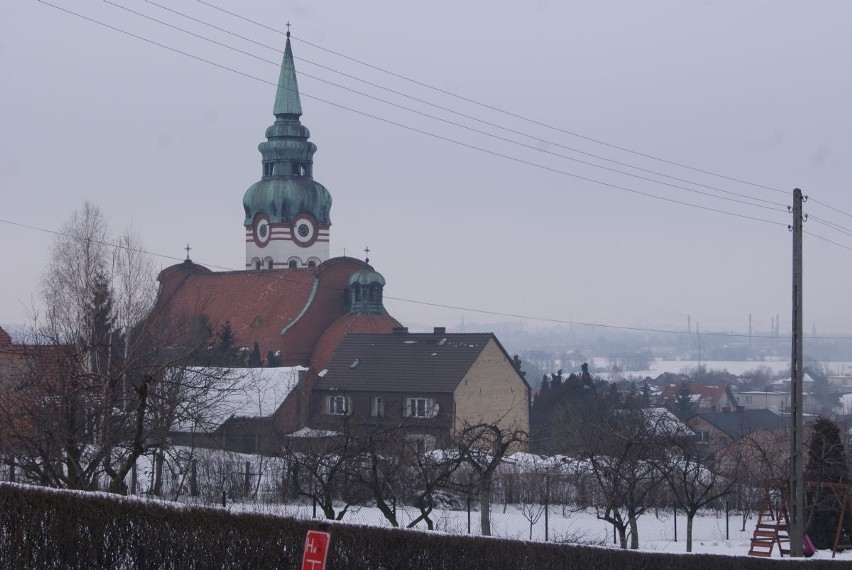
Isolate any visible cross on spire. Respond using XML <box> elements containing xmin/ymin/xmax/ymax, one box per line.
<box><xmin>364</xmin><ymin>246</ymin><xmax>370</xmax><ymax>264</ymax></box>
<box><xmin>286</xmin><ymin>21</ymin><xmax>291</xmax><ymax>37</ymax></box>
<box><xmin>184</xmin><ymin>243</ymin><xmax>192</xmax><ymax>261</ymax></box>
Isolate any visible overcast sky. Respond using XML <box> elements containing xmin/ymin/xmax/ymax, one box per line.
<box><xmin>2</xmin><ymin>1</ymin><xmax>851</xmax><ymax>337</ymax></box>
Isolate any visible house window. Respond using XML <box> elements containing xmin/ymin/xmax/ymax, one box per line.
<box><xmin>696</xmin><ymin>430</ymin><xmax>710</xmax><ymax>443</ymax></box>
<box><xmin>326</xmin><ymin>395</ymin><xmax>350</xmax><ymax>416</ymax></box>
<box><xmin>405</xmin><ymin>397</ymin><xmax>437</xmax><ymax>418</ymax></box>
<box><xmin>371</xmin><ymin>396</ymin><xmax>384</xmax><ymax>417</ymax></box>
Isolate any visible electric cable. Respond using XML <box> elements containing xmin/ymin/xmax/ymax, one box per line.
<box><xmin>99</xmin><ymin>0</ymin><xmax>786</xmax><ymax>214</ymax></box>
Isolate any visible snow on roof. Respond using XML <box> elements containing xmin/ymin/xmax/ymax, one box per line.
<box><xmin>285</xmin><ymin>427</ymin><xmax>341</xmax><ymax>438</ymax></box>
<box><xmin>170</xmin><ymin>366</ymin><xmax>305</xmax><ymax>431</ymax></box>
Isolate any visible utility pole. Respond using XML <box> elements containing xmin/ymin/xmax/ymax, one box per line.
<box><xmin>788</xmin><ymin>188</ymin><xmax>805</xmax><ymax>557</ymax></box>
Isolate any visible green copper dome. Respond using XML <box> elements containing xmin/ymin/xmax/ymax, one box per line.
<box><xmin>348</xmin><ymin>268</ymin><xmax>386</xmax><ymax>287</ymax></box>
<box><xmin>243</xmin><ymin>35</ymin><xmax>332</xmax><ymax>228</ymax></box>
<box><xmin>243</xmin><ymin>177</ymin><xmax>331</xmax><ymax>225</ymax></box>
<box><xmin>348</xmin><ymin>268</ymin><xmax>385</xmax><ymax>314</ymax></box>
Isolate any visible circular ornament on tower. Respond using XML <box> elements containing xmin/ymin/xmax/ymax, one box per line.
<box><xmin>291</xmin><ymin>214</ymin><xmax>318</xmax><ymax>247</ymax></box>
<box><xmin>254</xmin><ymin>217</ymin><xmax>270</xmax><ymax>246</ymax></box>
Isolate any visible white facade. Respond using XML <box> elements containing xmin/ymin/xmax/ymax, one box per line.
<box><xmin>245</xmin><ymin>220</ymin><xmax>329</xmax><ymax>269</ymax></box>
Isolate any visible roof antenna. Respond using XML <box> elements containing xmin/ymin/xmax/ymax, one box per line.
<box><xmin>364</xmin><ymin>246</ymin><xmax>370</xmax><ymax>264</ymax></box>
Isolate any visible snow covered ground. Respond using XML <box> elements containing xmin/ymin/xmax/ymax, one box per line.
<box><xmin>224</xmin><ymin>500</ymin><xmax>852</xmax><ymax>560</ymax></box>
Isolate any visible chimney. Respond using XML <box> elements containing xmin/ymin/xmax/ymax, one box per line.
<box><xmin>433</xmin><ymin>327</ymin><xmax>446</xmax><ymax>335</ymax></box>
<box><xmin>392</xmin><ymin>326</ymin><xmax>409</xmax><ymax>334</ymax></box>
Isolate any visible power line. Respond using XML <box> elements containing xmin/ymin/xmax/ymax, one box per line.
<box><xmin>808</xmin><ymin>197</ymin><xmax>852</xmax><ymax>227</ymax></box>
<box><xmin>2</xmin><ymin>214</ymin><xmax>838</xmax><ymax>340</ymax></box>
<box><xmin>100</xmin><ymin>0</ymin><xmax>786</xmax><ymax>215</ymax></box>
<box><xmin>139</xmin><ymin>0</ymin><xmax>787</xmax><ymax>211</ymax></box>
<box><xmin>196</xmin><ymin>0</ymin><xmax>788</xmax><ymax>196</ymax></box>
<box><xmin>27</xmin><ymin>3</ymin><xmax>852</xmax><ymax>341</ymax></box>
<box><xmin>34</xmin><ymin>0</ymin><xmax>791</xmax><ymax>227</ymax></box>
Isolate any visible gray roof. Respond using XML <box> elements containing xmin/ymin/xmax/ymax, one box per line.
<box><xmin>318</xmin><ymin>332</ymin><xmax>507</xmax><ymax>393</ymax></box>
<box><xmin>696</xmin><ymin>409</ymin><xmax>785</xmax><ymax>437</ymax></box>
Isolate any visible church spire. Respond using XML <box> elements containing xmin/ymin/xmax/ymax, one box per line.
<box><xmin>243</xmin><ymin>28</ymin><xmax>332</xmax><ymax>271</ymax></box>
<box><xmin>273</xmin><ymin>32</ymin><xmax>303</xmax><ymax>118</ymax></box>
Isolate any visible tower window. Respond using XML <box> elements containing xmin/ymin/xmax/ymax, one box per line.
<box><xmin>307</xmin><ymin>260</ymin><xmax>316</xmax><ymax>268</ymax></box>
<box><xmin>267</xmin><ymin>259</ymin><xmax>274</xmax><ymax>270</ymax></box>
<box><xmin>263</xmin><ymin>163</ymin><xmax>273</xmax><ymax>176</ymax></box>
<box><xmin>255</xmin><ymin>260</ymin><xmax>261</xmax><ymax>270</ymax></box>
<box><xmin>288</xmin><ymin>260</ymin><xmax>297</xmax><ymax>269</ymax></box>
<box><xmin>291</xmin><ymin>163</ymin><xmax>300</xmax><ymax>175</ymax></box>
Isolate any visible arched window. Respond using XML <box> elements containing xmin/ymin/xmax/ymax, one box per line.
<box><xmin>255</xmin><ymin>260</ymin><xmax>261</xmax><ymax>270</ymax></box>
<box><xmin>354</xmin><ymin>285</ymin><xmax>361</xmax><ymax>302</ymax></box>
<box><xmin>307</xmin><ymin>260</ymin><xmax>316</xmax><ymax>268</ymax></box>
<box><xmin>288</xmin><ymin>260</ymin><xmax>297</xmax><ymax>269</ymax></box>
<box><xmin>267</xmin><ymin>259</ymin><xmax>274</xmax><ymax>270</ymax></box>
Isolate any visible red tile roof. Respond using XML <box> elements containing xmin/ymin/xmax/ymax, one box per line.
<box><xmin>148</xmin><ymin>256</ymin><xmax>383</xmax><ymax>367</ymax></box>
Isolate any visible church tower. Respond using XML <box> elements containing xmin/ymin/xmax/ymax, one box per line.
<box><xmin>243</xmin><ymin>33</ymin><xmax>331</xmax><ymax>270</ymax></box>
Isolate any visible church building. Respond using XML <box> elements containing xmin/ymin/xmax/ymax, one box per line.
<box><xmin>145</xmin><ymin>32</ymin><xmax>529</xmax><ymax>453</ymax></box>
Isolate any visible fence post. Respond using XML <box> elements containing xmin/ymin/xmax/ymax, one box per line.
<box><xmin>725</xmin><ymin>500</ymin><xmax>730</xmax><ymax>540</ymax></box>
<box><xmin>243</xmin><ymin>461</ymin><xmax>251</xmax><ymax>497</ymax></box>
<box><xmin>392</xmin><ymin>495</ymin><xmax>397</xmax><ymax>520</ymax></box>
<box><xmin>467</xmin><ymin>496</ymin><xmax>471</xmax><ymax>534</ymax></box>
<box><xmin>312</xmin><ymin>495</ymin><xmax>317</xmax><ymax>519</ymax></box>
<box><xmin>7</xmin><ymin>456</ymin><xmax>14</xmax><ymax>483</ymax></box>
<box><xmin>190</xmin><ymin>460</ymin><xmax>198</xmax><ymax>497</ymax></box>
<box><xmin>222</xmin><ymin>490</ymin><xmax>226</xmax><ymax>508</ymax></box>
<box><xmin>544</xmin><ymin>469</ymin><xmax>549</xmax><ymax>542</ymax></box>
<box><xmin>673</xmin><ymin>505</ymin><xmax>678</xmax><ymax>542</ymax></box>
<box><xmin>613</xmin><ymin>525</ymin><xmax>616</xmax><ymax>545</ymax></box>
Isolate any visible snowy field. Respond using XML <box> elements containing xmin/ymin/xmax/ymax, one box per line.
<box><xmin>223</xmin><ymin>499</ymin><xmax>852</xmax><ymax>560</ymax></box>
<box><xmin>593</xmin><ymin>358</ymin><xmax>852</xmax><ymax>381</ymax></box>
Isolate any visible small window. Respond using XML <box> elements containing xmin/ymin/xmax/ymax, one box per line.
<box><xmin>255</xmin><ymin>260</ymin><xmax>262</xmax><ymax>270</ymax></box>
<box><xmin>371</xmin><ymin>396</ymin><xmax>384</xmax><ymax>418</ymax></box>
<box><xmin>326</xmin><ymin>395</ymin><xmax>350</xmax><ymax>416</ymax></box>
<box><xmin>267</xmin><ymin>259</ymin><xmax>274</xmax><ymax>270</ymax></box>
<box><xmin>288</xmin><ymin>260</ymin><xmax>297</xmax><ymax>269</ymax></box>
<box><xmin>405</xmin><ymin>397</ymin><xmax>437</xmax><ymax>418</ymax></box>
<box><xmin>308</xmin><ymin>260</ymin><xmax>316</xmax><ymax>268</ymax></box>
<box><xmin>292</xmin><ymin>163</ymin><xmax>300</xmax><ymax>175</ymax></box>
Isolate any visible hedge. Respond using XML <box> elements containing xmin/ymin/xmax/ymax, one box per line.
<box><xmin>0</xmin><ymin>483</ymin><xmax>842</xmax><ymax>569</ymax></box>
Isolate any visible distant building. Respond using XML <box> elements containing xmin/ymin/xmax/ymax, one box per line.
<box><xmin>658</xmin><ymin>382</ymin><xmax>738</xmax><ymax>413</ymax></box>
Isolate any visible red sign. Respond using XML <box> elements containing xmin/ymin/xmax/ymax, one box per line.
<box><xmin>301</xmin><ymin>530</ymin><xmax>331</xmax><ymax>570</ymax></box>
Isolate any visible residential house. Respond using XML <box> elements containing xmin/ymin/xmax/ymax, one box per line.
<box><xmin>310</xmin><ymin>328</ymin><xmax>531</xmax><ymax>450</ymax></box>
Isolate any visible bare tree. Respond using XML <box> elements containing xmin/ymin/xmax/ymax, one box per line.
<box><xmin>455</xmin><ymin>422</ymin><xmax>527</xmax><ymax>536</ymax></box>
<box><xmin>657</xmin><ymin>443</ymin><xmax>736</xmax><ymax>552</ymax></box>
<box><xmin>0</xmin><ymin>202</ymin><xmax>242</xmax><ymax>493</ymax></box>
<box><xmin>583</xmin><ymin>408</ymin><xmax>680</xmax><ymax>549</ymax></box>
<box><xmin>281</xmin><ymin>424</ymin><xmax>360</xmax><ymax>521</ymax></box>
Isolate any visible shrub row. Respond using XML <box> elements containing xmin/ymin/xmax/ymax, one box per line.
<box><xmin>0</xmin><ymin>483</ymin><xmax>842</xmax><ymax>569</ymax></box>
